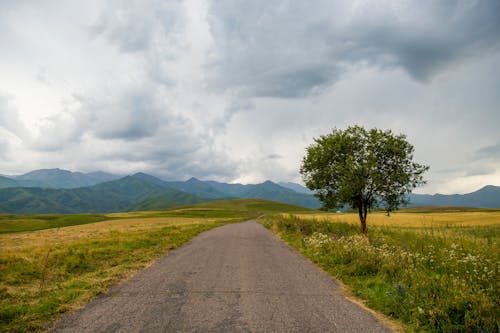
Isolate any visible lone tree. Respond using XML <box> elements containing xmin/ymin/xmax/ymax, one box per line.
<box><xmin>300</xmin><ymin>125</ymin><xmax>428</xmax><ymax>235</ymax></box>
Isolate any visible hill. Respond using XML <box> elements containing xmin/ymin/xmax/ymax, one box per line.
<box><xmin>6</xmin><ymin>168</ymin><xmax>120</xmax><ymax>189</ymax></box>
<box><xmin>0</xmin><ymin>175</ymin><xmax>19</xmax><ymax>188</ymax></box>
<box><xmin>163</xmin><ymin>177</ymin><xmax>229</xmax><ymax>200</ymax></box>
<box><xmin>0</xmin><ymin>172</ymin><xmax>322</xmax><ymax>214</ymax></box>
<box><xmin>0</xmin><ymin>176</ymin><xmax>203</xmax><ymax>214</ymax></box>
<box><xmin>133</xmin><ymin>175</ymin><xmax>320</xmax><ymax>209</ymax></box>
<box><xmin>409</xmin><ymin>185</ymin><xmax>500</xmax><ymax>208</ymax></box>
<box><xmin>205</xmin><ymin>180</ymin><xmax>321</xmax><ymax>208</ymax></box>
<box><xmin>277</xmin><ymin>182</ymin><xmax>313</xmax><ymax>194</ymax></box>
<box><xmin>2</xmin><ymin>168</ymin><xmax>497</xmax><ymax>214</ymax></box>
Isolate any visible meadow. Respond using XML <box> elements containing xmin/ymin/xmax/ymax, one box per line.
<box><xmin>0</xmin><ymin>199</ymin><xmax>303</xmax><ymax>332</ymax></box>
<box><xmin>261</xmin><ymin>209</ymin><xmax>499</xmax><ymax>332</ymax></box>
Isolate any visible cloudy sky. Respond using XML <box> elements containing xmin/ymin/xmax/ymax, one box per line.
<box><xmin>0</xmin><ymin>0</ymin><xmax>499</xmax><ymax>194</ymax></box>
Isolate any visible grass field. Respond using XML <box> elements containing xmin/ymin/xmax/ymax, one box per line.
<box><xmin>262</xmin><ymin>210</ymin><xmax>500</xmax><ymax>332</ymax></box>
<box><xmin>288</xmin><ymin>209</ymin><xmax>500</xmax><ymax>228</ymax></box>
<box><xmin>0</xmin><ymin>199</ymin><xmax>304</xmax><ymax>332</ymax></box>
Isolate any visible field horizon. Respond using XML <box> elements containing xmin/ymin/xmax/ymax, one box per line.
<box><xmin>1</xmin><ymin>198</ymin><xmax>499</xmax><ymax>332</ymax></box>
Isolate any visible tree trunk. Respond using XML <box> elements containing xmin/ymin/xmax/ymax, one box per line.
<box><xmin>358</xmin><ymin>204</ymin><xmax>368</xmax><ymax>236</ymax></box>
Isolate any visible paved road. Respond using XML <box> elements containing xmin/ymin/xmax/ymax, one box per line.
<box><xmin>51</xmin><ymin>220</ymin><xmax>390</xmax><ymax>332</ymax></box>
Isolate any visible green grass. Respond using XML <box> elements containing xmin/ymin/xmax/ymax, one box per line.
<box><xmin>261</xmin><ymin>214</ymin><xmax>499</xmax><ymax>333</ymax></box>
<box><xmin>0</xmin><ymin>198</ymin><xmax>308</xmax><ymax>234</ymax></box>
<box><xmin>178</xmin><ymin>198</ymin><xmax>312</xmax><ymax>212</ymax></box>
<box><xmin>0</xmin><ymin>199</ymin><xmax>305</xmax><ymax>332</ymax></box>
<box><xmin>1</xmin><ymin>221</ymin><xmax>234</xmax><ymax>332</ymax></box>
<box><xmin>0</xmin><ymin>214</ymin><xmax>115</xmax><ymax>234</ymax></box>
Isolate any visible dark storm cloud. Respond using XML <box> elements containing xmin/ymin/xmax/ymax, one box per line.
<box><xmin>77</xmin><ymin>89</ymin><xmax>167</xmax><ymax>141</ymax></box>
<box><xmin>207</xmin><ymin>0</ymin><xmax>500</xmax><ymax>97</ymax></box>
<box><xmin>475</xmin><ymin>143</ymin><xmax>500</xmax><ymax>160</ymax></box>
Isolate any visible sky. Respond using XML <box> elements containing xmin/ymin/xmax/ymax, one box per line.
<box><xmin>0</xmin><ymin>0</ymin><xmax>499</xmax><ymax>194</ymax></box>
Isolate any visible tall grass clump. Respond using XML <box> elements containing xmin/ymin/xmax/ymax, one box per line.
<box><xmin>261</xmin><ymin>215</ymin><xmax>499</xmax><ymax>332</ymax></box>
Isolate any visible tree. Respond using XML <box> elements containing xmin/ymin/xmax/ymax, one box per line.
<box><xmin>300</xmin><ymin>125</ymin><xmax>428</xmax><ymax>235</ymax></box>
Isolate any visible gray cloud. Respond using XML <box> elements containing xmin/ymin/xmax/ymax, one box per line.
<box><xmin>91</xmin><ymin>0</ymin><xmax>182</xmax><ymax>53</ymax></box>
<box><xmin>77</xmin><ymin>89</ymin><xmax>168</xmax><ymax>141</ymax></box>
<box><xmin>267</xmin><ymin>153</ymin><xmax>283</xmax><ymax>160</ymax></box>
<box><xmin>475</xmin><ymin>142</ymin><xmax>500</xmax><ymax>160</ymax></box>
<box><xmin>0</xmin><ymin>0</ymin><xmax>499</xmax><ymax>193</ymax></box>
<box><xmin>465</xmin><ymin>166</ymin><xmax>496</xmax><ymax>177</ymax></box>
<box><xmin>207</xmin><ymin>0</ymin><xmax>500</xmax><ymax>97</ymax></box>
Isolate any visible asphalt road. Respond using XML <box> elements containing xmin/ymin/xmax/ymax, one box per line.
<box><xmin>51</xmin><ymin>220</ymin><xmax>390</xmax><ymax>332</ymax></box>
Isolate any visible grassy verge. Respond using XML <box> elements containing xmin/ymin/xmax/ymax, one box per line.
<box><xmin>261</xmin><ymin>213</ymin><xmax>499</xmax><ymax>333</ymax></box>
<box><xmin>0</xmin><ymin>198</ymin><xmax>306</xmax><ymax>332</ymax></box>
<box><xmin>0</xmin><ymin>215</ymin><xmax>244</xmax><ymax>332</ymax></box>
<box><xmin>0</xmin><ymin>214</ymin><xmax>115</xmax><ymax>234</ymax></box>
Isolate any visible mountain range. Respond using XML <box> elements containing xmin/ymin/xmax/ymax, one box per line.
<box><xmin>0</xmin><ymin>169</ymin><xmax>320</xmax><ymax>214</ymax></box>
<box><xmin>1</xmin><ymin>169</ymin><xmax>120</xmax><ymax>189</ymax></box>
<box><xmin>0</xmin><ymin>168</ymin><xmax>498</xmax><ymax>214</ymax></box>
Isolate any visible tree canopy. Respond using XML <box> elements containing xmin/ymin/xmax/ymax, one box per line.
<box><xmin>300</xmin><ymin>125</ymin><xmax>429</xmax><ymax>235</ymax></box>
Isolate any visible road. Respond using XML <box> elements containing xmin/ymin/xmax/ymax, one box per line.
<box><xmin>51</xmin><ymin>220</ymin><xmax>390</xmax><ymax>332</ymax></box>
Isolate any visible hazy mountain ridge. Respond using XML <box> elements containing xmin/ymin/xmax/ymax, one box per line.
<box><xmin>0</xmin><ymin>171</ymin><xmax>322</xmax><ymax>213</ymax></box>
<box><xmin>0</xmin><ymin>176</ymin><xmax>203</xmax><ymax>214</ymax></box>
<box><xmin>0</xmin><ymin>169</ymin><xmax>498</xmax><ymax>213</ymax></box>
<box><xmin>1</xmin><ymin>169</ymin><xmax>120</xmax><ymax>189</ymax></box>
<box><xmin>409</xmin><ymin>185</ymin><xmax>500</xmax><ymax>208</ymax></box>
<box><xmin>277</xmin><ymin>182</ymin><xmax>314</xmax><ymax>194</ymax></box>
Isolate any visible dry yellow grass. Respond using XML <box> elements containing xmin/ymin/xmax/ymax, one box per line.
<box><xmin>0</xmin><ymin>213</ymin><xmax>239</xmax><ymax>332</ymax></box>
<box><xmin>0</xmin><ymin>216</ymin><xmax>228</xmax><ymax>254</ymax></box>
<box><xmin>288</xmin><ymin>211</ymin><xmax>500</xmax><ymax>228</ymax></box>
<box><xmin>105</xmin><ymin>211</ymin><xmax>165</xmax><ymax>218</ymax></box>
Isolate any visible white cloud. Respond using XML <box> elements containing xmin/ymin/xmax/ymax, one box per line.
<box><xmin>0</xmin><ymin>0</ymin><xmax>498</xmax><ymax>193</ymax></box>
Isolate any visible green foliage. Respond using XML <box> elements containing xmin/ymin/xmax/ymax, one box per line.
<box><xmin>0</xmin><ymin>214</ymin><xmax>114</xmax><ymax>234</ymax></box>
<box><xmin>262</xmin><ymin>215</ymin><xmax>499</xmax><ymax>332</ymax></box>
<box><xmin>300</xmin><ymin>125</ymin><xmax>428</xmax><ymax>232</ymax></box>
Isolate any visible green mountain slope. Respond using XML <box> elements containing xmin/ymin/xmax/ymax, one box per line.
<box><xmin>277</xmin><ymin>181</ymin><xmax>314</xmax><ymax>194</ymax></box>
<box><xmin>0</xmin><ymin>176</ymin><xmax>206</xmax><ymax>214</ymax></box>
<box><xmin>0</xmin><ymin>175</ymin><xmax>19</xmax><ymax>188</ymax></box>
<box><xmin>164</xmin><ymin>177</ymin><xmax>229</xmax><ymax>200</ymax></box>
<box><xmin>206</xmin><ymin>180</ymin><xmax>321</xmax><ymax>208</ymax></box>
<box><xmin>11</xmin><ymin>168</ymin><xmax>120</xmax><ymax>189</ymax></box>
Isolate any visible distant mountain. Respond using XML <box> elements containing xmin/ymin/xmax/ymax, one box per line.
<box><xmin>133</xmin><ymin>175</ymin><xmax>320</xmax><ymax>208</ymax></box>
<box><xmin>164</xmin><ymin>177</ymin><xmax>229</xmax><ymax>200</ymax></box>
<box><xmin>3</xmin><ymin>168</ymin><xmax>496</xmax><ymax>214</ymax></box>
<box><xmin>409</xmin><ymin>185</ymin><xmax>500</xmax><ymax>208</ymax></box>
<box><xmin>0</xmin><ymin>174</ymin><xmax>47</xmax><ymax>188</ymax></box>
<box><xmin>0</xmin><ymin>175</ymin><xmax>19</xmax><ymax>188</ymax></box>
<box><xmin>205</xmin><ymin>181</ymin><xmax>249</xmax><ymax>197</ymax></box>
<box><xmin>278</xmin><ymin>182</ymin><xmax>314</xmax><ymax>194</ymax></box>
<box><xmin>129</xmin><ymin>191</ymin><xmax>206</xmax><ymax>211</ymax></box>
<box><xmin>8</xmin><ymin>168</ymin><xmax>120</xmax><ymax>189</ymax></box>
<box><xmin>0</xmin><ymin>172</ymin><xmax>315</xmax><ymax>214</ymax></box>
<box><xmin>206</xmin><ymin>180</ymin><xmax>321</xmax><ymax>208</ymax></box>
<box><xmin>0</xmin><ymin>176</ymin><xmax>203</xmax><ymax>214</ymax></box>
